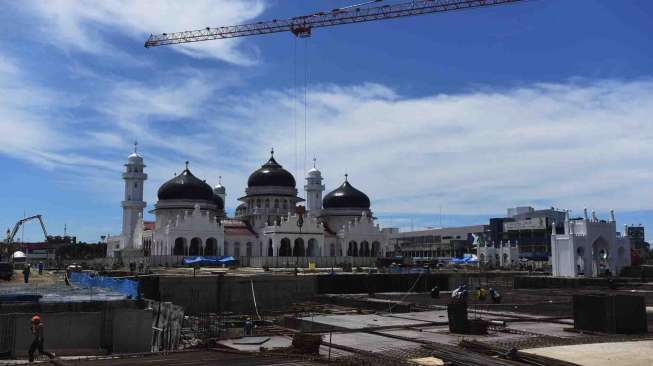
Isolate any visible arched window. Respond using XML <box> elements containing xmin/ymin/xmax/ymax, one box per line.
<box><xmin>330</xmin><ymin>243</ymin><xmax>336</xmax><ymax>257</ymax></box>
<box><xmin>224</xmin><ymin>241</ymin><xmax>230</xmax><ymax>256</ymax></box>
<box><xmin>265</xmin><ymin>199</ymin><xmax>270</xmax><ymax>208</ymax></box>
<box><xmin>293</xmin><ymin>238</ymin><xmax>305</xmax><ymax>257</ymax></box>
<box><xmin>189</xmin><ymin>238</ymin><xmax>202</xmax><ymax>256</ymax></box>
<box><xmin>268</xmin><ymin>239</ymin><xmax>273</xmax><ymax>256</ymax></box>
<box><xmin>256</xmin><ymin>199</ymin><xmax>261</xmax><ymax>208</ymax></box>
<box><xmin>282</xmin><ymin>200</ymin><xmax>288</xmax><ymax>209</ymax></box>
<box><xmin>205</xmin><ymin>238</ymin><xmax>217</xmax><ymax>256</ymax></box>
<box><xmin>234</xmin><ymin>242</ymin><xmax>241</xmax><ymax>257</ymax></box>
<box><xmin>279</xmin><ymin>238</ymin><xmax>292</xmax><ymax>256</ymax></box>
<box><xmin>274</xmin><ymin>199</ymin><xmax>279</xmax><ymax>209</ymax></box>
<box><xmin>246</xmin><ymin>242</ymin><xmax>253</xmax><ymax>257</ymax></box>
<box><xmin>173</xmin><ymin>237</ymin><xmax>186</xmax><ymax>256</ymax></box>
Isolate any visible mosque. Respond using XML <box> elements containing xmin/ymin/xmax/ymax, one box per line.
<box><xmin>107</xmin><ymin>146</ymin><xmax>391</xmax><ymax>260</ymax></box>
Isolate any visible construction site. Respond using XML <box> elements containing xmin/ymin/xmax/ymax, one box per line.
<box><xmin>2</xmin><ymin>0</ymin><xmax>653</xmax><ymax>365</ymax></box>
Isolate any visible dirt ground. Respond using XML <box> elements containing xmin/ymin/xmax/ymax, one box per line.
<box><xmin>4</xmin><ymin>269</ymin><xmax>65</xmax><ymax>286</ymax></box>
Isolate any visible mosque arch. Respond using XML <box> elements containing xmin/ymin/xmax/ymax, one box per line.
<box><xmin>265</xmin><ymin>198</ymin><xmax>270</xmax><ymax>208</ymax></box>
<box><xmin>224</xmin><ymin>241</ymin><xmax>230</xmax><ymax>256</ymax></box>
<box><xmin>502</xmin><ymin>253</ymin><xmax>509</xmax><ymax>266</ymax></box>
<box><xmin>293</xmin><ymin>238</ymin><xmax>305</xmax><ymax>257</ymax></box>
<box><xmin>360</xmin><ymin>241</ymin><xmax>370</xmax><ymax>257</ymax></box>
<box><xmin>371</xmin><ymin>241</ymin><xmax>381</xmax><ymax>257</ymax></box>
<box><xmin>274</xmin><ymin>199</ymin><xmax>279</xmax><ymax>209</ymax></box>
<box><xmin>173</xmin><ymin>237</ymin><xmax>187</xmax><ymax>256</ymax></box>
<box><xmin>268</xmin><ymin>239</ymin><xmax>274</xmax><ymax>256</ymax></box>
<box><xmin>234</xmin><ymin>242</ymin><xmax>241</xmax><ymax>257</ymax></box>
<box><xmin>205</xmin><ymin>237</ymin><xmax>217</xmax><ymax>256</ymax></box>
<box><xmin>592</xmin><ymin>236</ymin><xmax>610</xmax><ymax>276</ymax></box>
<box><xmin>576</xmin><ymin>246</ymin><xmax>585</xmax><ymax>274</ymax></box>
<box><xmin>347</xmin><ymin>241</ymin><xmax>358</xmax><ymax>257</ymax></box>
<box><xmin>479</xmin><ymin>253</ymin><xmax>486</xmax><ymax>263</ymax></box>
<box><xmin>330</xmin><ymin>243</ymin><xmax>336</xmax><ymax>257</ymax></box>
<box><xmin>189</xmin><ymin>237</ymin><xmax>202</xmax><ymax>256</ymax></box>
<box><xmin>307</xmin><ymin>238</ymin><xmax>318</xmax><ymax>257</ymax></box>
<box><xmin>280</xmin><ymin>238</ymin><xmax>292</xmax><ymax>256</ymax></box>
<box><xmin>246</xmin><ymin>242</ymin><xmax>253</xmax><ymax>257</ymax></box>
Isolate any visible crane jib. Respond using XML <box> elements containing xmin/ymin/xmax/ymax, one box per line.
<box><xmin>144</xmin><ymin>0</ymin><xmax>523</xmax><ymax>47</ymax></box>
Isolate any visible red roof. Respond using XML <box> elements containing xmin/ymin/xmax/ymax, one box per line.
<box><xmin>223</xmin><ymin>219</ymin><xmax>257</xmax><ymax>237</ymax></box>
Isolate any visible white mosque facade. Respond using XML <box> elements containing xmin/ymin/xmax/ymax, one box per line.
<box><xmin>108</xmin><ymin>148</ymin><xmax>391</xmax><ymax>260</ymax></box>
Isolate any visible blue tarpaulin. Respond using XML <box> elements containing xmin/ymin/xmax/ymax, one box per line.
<box><xmin>182</xmin><ymin>256</ymin><xmax>235</xmax><ymax>266</ymax></box>
<box><xmin>449</xmin><ymin>254</ymin><xmax>479</xmax><ymax>264</ymax></box>
<box><xmin>69</xmin><ymin>272</ymin><xmax>139</xmax><ymax>299</ymax></box>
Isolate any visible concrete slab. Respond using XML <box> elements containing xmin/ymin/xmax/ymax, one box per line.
<box><xmin>379</xmin><ymin>325</ymin><xmax>538</xmax><ymax>346</ymax></box>
<box><xmin>218</xmin><ymin>335</ymin><xmax>292</xmax><ymax>352</ymax></box>
<box><xmin>523</xmin><ymin>340</ymin><xmax>653</xmax><ymax>366</ymax></box>
<box><xmin>386</xmin><ymin>310</ymin><xmax>449</xmax><ymax>323</ymax></box>
<box><xmin>328</xmin><ymin>332</ymin><xmax>422</xmax><ymax>353</ymax></box>
<box><xmin>506</xmin><ymin>321</ymin><xmax>580</xmax><ymax>338</ymax></box>
<box><xmin>299</xmin><ymin>313</ymin><xmax>431</xmax><ymax>330</ymax></box>
<box><xmin>233</xmin><ymin>337</ymin><xmax>271</xmax><ymax>345</ymax></box>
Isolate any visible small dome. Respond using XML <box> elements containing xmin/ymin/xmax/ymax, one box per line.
<box><xmin>307</xmin><ymin>167</ymin><xmax>321</xmax><ymax>178</ymax></box>
<box><xmin>157</xmin><ymin>164</ymin><xmax>214</xmax><ymax>201</ymax></box>
<box><xmin>127</xmin><ymin>142</ymin><xmax>143</xmax><ymax>163</ymax></box>
<box><xmin>247</xmin><ymin>151</ymin><xmax>296</xmax><ymax>188</ymax></box>
<box><xmin>323</xmin><ymin>177</ymin><xmax>370</xmax><ymax>209</ymax></box>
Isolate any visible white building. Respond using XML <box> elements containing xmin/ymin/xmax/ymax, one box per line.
<box><xmin>551</xmin><ymin>209</ymin><xmax>630</xmax><ymax>277</ymax></box>
<box><xmin>110</xmin><ymin>148</ymin><xmax>391</xmax><ymax>260</ymax></box>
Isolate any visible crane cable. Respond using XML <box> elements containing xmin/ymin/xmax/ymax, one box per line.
<box><xmin>303</xmin><ymin>37</ymin><xmax>309</xmax><ymax>180</ymax></box>
<box><xmin>293</xmin><ymin>36</ymin><xmax>298</xmax><ymax>180</ymax></box>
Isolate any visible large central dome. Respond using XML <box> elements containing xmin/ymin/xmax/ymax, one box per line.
<box><xmin>247</xmin><ymin>151</ymin><xmax>296</xmax><ymax>188</ymax></box>
<box><xmin>323</xmin><ymin>176</ymin><xmax>371</xmax><ymax>209</ymax></box>
<box><xmin>158</xmin><ymin>164</ymin><xmax>214</xmax><ymax>201</ymax></box>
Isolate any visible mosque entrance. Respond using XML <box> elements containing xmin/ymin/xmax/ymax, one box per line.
<box><xmin>279</xmin><ymin>238</ymin><xmax>292</xmax><ymax>256</ymax></box>
<box><xmin>592</xmin><ymin>237</ymin><xmax>610</xmax><ymax>276</ymax></box>
<box><xmin>347</xmin><ymin>241</ymin><xmax>358</xmax><ymax>257</ymax></box>
<box><xmin>189</xmin><ymin>238</ymin><xmax>202</xmax><ymax>256</ymax></box>
<box><xmin>371</xmin><ymin>241</ymin><xmax>381</xmax><ymax>257</ymax></box>
<box><xmin>205</xmin><ymin>238</ymin><xmax>217</xmax><ymax>256</ymax></box>
<box><xmin>173</xmin><ymin>238</ymin><xmax>186</xmax><ymax>256</ymax></box>
<box><xmin>360</xmin><ymin>241</ymin><xmax>370</xmax><ymax>257</ymax></box>
<box><xmin>293</xmin><ymin>238</ymin><xmax>305</xmax><ymax>257</ymax></box>
<box><xmin>307</xmin><ymin>239</ymin><xmax>318</xmax><ymax>256</ymax></box>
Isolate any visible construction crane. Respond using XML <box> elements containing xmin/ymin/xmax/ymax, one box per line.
<box><xmin>4</xmin><ymin>215</ymin><xmax>50</xmax><ymax>245</ymax></box>
<box><xmin>144</xmin><ymin>0</ymin><xmax>523</xmax><ymax>47</ymax></box>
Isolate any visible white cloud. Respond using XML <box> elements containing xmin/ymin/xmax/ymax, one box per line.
<box><xmin>224</xmin><ymin>79</ymin><xmax>653</xmax><ymax>214</ymax></box>
<box><xmin>24</xmin><ymin>0</ymin><xmax>266</xmax><ymax>65</ymax></box>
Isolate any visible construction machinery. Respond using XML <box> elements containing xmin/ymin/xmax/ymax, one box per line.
<box><xmin>145</xmin><ymin>0</ymin><xmax>523</xmax><ymax>46</ymax></box>
<box><xmin>4</xmin><ymin>214</ymin><xmax>50</xmax><ymax>245</ymax></box>
<box><xmin>1</xmin><ymin>215</ymin><xmax>51</xmax><ymax>280</ymax></box>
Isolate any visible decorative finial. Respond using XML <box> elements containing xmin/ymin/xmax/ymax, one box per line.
<box><xmin>313</xmin><ymin>157</ymin><xmax>317</xmax><ymax>168</ymax></box>
<box><xmin>218</xmin><ymin>175</ymin><xmax>222</xmax><ymax>184</ymax></box>
<box><xmin>133</xmin><ymin>140</ymin><xmax>138</xmax><ymax>154</ymax></box>
<box><xmin>344</xmin><ymin>173</ymin><xmax>348</xmax><ymax>182</ymax></box>
<box><xmin>270</xmin><ymin>147</ymin><xmax>274</xmax><ymax>156</ymax></box>
<box><xmin>185</xmin><ymin>161</ymin><xmax>189</xmax><ymax>170</ymax></box>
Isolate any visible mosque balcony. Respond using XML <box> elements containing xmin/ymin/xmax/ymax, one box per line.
<box><xmin>122</xmin><ymin>172</ymin><xmax>148</xmax><ymax>179</ymax></box>
<box><xmin>121</xmin><ymin>201</ymin><xmax>146</xmax><ymax>208</ymax></box>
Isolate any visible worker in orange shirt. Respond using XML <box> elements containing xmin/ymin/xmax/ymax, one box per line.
<box><xmin>28</xmin><ymin>315</ymin><xmax>55</xmax><ymax>363</ymax></box>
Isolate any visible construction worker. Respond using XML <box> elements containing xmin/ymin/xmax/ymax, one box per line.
<box><xmin>37</xmin><ymin>261</ymin><xmax>44</xmax><ymax>275</ymax></box>
<box><xmin>489</xmin><ymin>288</ymin><xmax>502</xmax><ymax>304</ymax></box>
<box><xmin>430</xmin><ymin>285</ymin><xmax>440</xmax><ymax>298</ymax></box>
<box><xmin>22</xmin><ymin>264</ymin><xmax>31</xmax><ymax>284</ymax></box>
<box><xmin>28</xmin><ymin>315</ymin><xmax>55</xmax><ymax>363</ymax></box>
<box><xmin>244</xmin><ymin>317</ymin><xmax>253</xmax><ymax>336</ymax></box>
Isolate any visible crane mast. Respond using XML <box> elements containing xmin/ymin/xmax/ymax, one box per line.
<box><xmin>144</xmin><ymin>0</ymin><xmax>523</xmax><ymax>47</ymax></box>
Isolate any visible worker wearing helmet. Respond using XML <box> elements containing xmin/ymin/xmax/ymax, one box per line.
<box><xmin>28</xmin><ymin>314</ymin><xmax>55</xmax><ymax>363</ymax></box>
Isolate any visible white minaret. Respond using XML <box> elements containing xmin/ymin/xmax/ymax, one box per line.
<box><xmin>214</xmin><ymin>175</ymin><xmax>226</xmax><ymax>203</ymax></box>
<box><xmin>304</xmin><ymin>157</ymin><xmax>325</xmax><ymax>216</ymax></box>
<box><xmin>121</xmin><ymin>142</ymin><xmax>147</xmax><ymax>250</ymax></box>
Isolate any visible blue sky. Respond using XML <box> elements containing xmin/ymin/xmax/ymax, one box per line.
<box><xmin>1</xmin><ymin>0</ymin><xmax>652</xmax><ymax>242</ymax></box>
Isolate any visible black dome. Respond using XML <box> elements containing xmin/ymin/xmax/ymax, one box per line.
<box><xmin>158</xmin><ymin>166</ymin><xmax>214</xmax><ymax>201</ymax></box>
<box><xmin>213</xmin><ymin>194</ymin><xmax>225</xmax><ymax>210</ymax></box>
<box><xmin>247</xmin><ymin>153</ymin><xmax>296</xmax><ymax>188</ymax></box>
<box><xmin>323</xmin><ymin>178</ymin><xmax>371</xmax><ymax>209</ymax></box>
